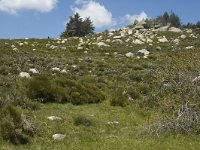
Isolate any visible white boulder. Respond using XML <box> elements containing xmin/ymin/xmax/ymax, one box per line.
<box><xmin>29</xmin><ymin>68</ymin><xmax>39</xmax><ymax>74</ymax></box>
<box><xmin>158</xmin><ymin>37</ymin><xmax>169</xmax><ymax>43</ymax></box>
<box><xmin>48</xmin><ymin>116</ymin><xmax>62</xmax><ymax>121</ymax></box>
<box><xmin>19</xmin><ymin>72</ymin><xmax>31</xmax><ymax>78</ymax></box>
<box><xmin>125</xmin><ymin>52</ymin><xmax>134</xmax><ymax>58</ymax></box>
<box><xmin>52</xmin><ymin>134</ymin><xmax>66</xmax><ymax>141</ymax></box>
<box><xmin>168</xmin><ymin>27</ymin><xmax>182</xmax><ymax>33</ymax></box>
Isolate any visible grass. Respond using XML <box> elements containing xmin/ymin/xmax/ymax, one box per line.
<box><xmin>0</xmin><ymin>28</ymin><xmax>200</xmax><ymax>149</ymax></box>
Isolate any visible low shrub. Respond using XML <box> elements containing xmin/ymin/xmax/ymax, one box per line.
<box><xmin>110</xmin><ymin>87</ymin><xmax>128</xmax><ymax>107</ymax></box>
<box><xmin>27</xmin><ymin>74</ymin><xmax>105</xmax><ymax>105</ymax></box>
<box><xmin>0</xmin><ymin>105</ymin><xmax>36</xmax><ymax>144</ymax></box>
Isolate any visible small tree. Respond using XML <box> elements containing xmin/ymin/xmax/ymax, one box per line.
<box><xmin>61</xmin><ymin>13</ymin><xmax>95</xmax><ymax>38</ymax></box>
<box><xmin>163</xmin><ymin>12</ymin><xmax>169</xmax><ymax>25</ymax></box>
<box><xmin>196</xmin><ymin>21</ymin><xmax>200</xmax><ymax>28</ymax></box>
<box><xmin>80</xmin><ymin>17</ymin><xmax>95</xmax><ymax>36</ymax></box>
<box><xmin>169</xmin><ymin>12</ymin><xmax>181</xmax><ymax>27</ymax></box>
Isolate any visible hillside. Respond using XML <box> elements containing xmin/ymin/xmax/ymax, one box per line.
<box><xmin>1</xmin><ymin>22</ymin><xmax>200</xmax><ymax>149</ymax></box>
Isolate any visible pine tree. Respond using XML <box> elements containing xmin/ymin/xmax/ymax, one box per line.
<box><xmin>81</xmin><ymin>17</ymin><xmax>94</xmax><ymax>36</ymax></box>
<box><xmin>163</xmin><ymin>12</ymin><xmax>169</xmax><ymax>25</ymax></box>
<box><xmin>169</xmin><ymin>12</ymin><xmax>181</xmax><ymax>27</ymax></box>
<box><xmin>61</xmin><ymin>13</ymin><xmax>95</xmax><ymax>38</ymax></box>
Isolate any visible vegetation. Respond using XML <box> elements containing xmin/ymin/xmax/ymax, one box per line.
<box><xmin>143</xmin><ymin>11</ymin><xmax>181</xmax><ymax>28</ymax></box>
<box><xmin>61</xmin><ymin>13</ymin><xmax>94</xmax><ymax>38</ymax></box>
<box><xmin>1</xmin><ymin>12</ymin><xmax>200</xmax><ymax>149</ymax></box>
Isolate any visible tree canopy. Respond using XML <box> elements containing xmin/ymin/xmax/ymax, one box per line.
<box><xmin>61</xmin><ymin>13</ymin><xmax>95</xmax><ymax>38</ymax></box>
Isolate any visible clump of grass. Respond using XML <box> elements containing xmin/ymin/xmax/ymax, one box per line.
<box><xmin>73</xmin><ymin>115</ymin><xmax>93</xmax><ymax>126</ymax></box>
<box><xmin>110</xmin><ymin>87</ymin><xmax>128</xmax><ymax>107</ymax></box>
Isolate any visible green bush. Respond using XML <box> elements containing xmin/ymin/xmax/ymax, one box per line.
<box><xmin>27</xmin><ymin>74</ymin><xmax>105</xmax><ymax>105</ymax></box>
<box><xmin>0</xmin><ymin>105</ymin><xmax>36</xmax><ymax>144</ymax></box>
<box><xmin>110</xmin><ymin>87</ymin><xmax>128</xmax><ymax>107</ymax></box>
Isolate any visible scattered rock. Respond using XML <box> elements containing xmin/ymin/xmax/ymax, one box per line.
<box><xmin>97</xmin><ymin>42</ymin><xmax>110</xmax><ymax>47</ymax></box>
<box><xmin>107</xmin><ymin>121</ymin><xmax>119</xmax><ymax>125</ymax></box>
<box><xmin>29</xmin><ymin>68</ymin><xmax>39</xmax><ymax>74</ymax></box>
<box><xmin>156</xmin><ymin>46</ymin><xmax>162</xmax><ymax>51</ymax></box>
<box><xmin>133</xmin><ymin>39</ymin><xmax>144</xmax><ymax>45</ymax></box>
<box><xmin>185</xmin><ymin>46</ymin><xmax>194</xmax><ymax>50</ymax></box>
<box><xmin>113</xmin><ymin>36</ymin><xmax>122</xmax><ymax>39</ymax></box>
<box><xmin>19</xmin><ymin>72</ymin><xmax>31</xmax><ymax>78</ymax></box>
<box><xmin>174</xmin><ymin>39</ymin><xmax>180</xmax><ymax>44</ymax></box>
<box><xmin>52</xmin><ymin>134</ymin><xmax>66</xmax><ymax>141</ymax></box>
<box><xmin>52</xmin><ymin>67</ymin><xmax>61</xmax><ymax>71</ymax></box>
<box><xmin>112</xmin><ymin>39</ymin><xmax>123</xmax><ymax>44</ymax></box>
<box><xmin>48</xmin><ymin>116</ymin><xmax>62</xmax><ymax>121</ymax></box>
<box><xmin>156</xmin><ymin>25</ymin><xmax>170</xmax><ymax>32</ymax></box>
<box><xmin>125</xmin><ymin>52</ymin><xmax>134</xmax><ymax>58</ymax></box>
<box><xmin>158</xmin><ymin>37</ymin><xmax>169</xmax><ymax>43</ymax></box>
<box><xmin>168</xmin><ymin>27</ymin><xmax>182</xmax><ymax>33</ymax></box>
<box><xmin>138</xmin><ymin>49</ymin><xmax>150</xmax><ymax>58</ymax></box>
<box><xmin>180</xmin><ymin>35</ymin><xmax>187</xmax><ymax>39</ymax></box>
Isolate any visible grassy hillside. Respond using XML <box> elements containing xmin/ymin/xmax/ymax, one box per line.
<box><xmin>1</xmin><ymin>27</ymin><xmax>200</xmax><ymax>149</ymax></box>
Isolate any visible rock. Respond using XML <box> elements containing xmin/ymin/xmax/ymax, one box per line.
<box><xmin>185</xmin><ymin>46</ymin><xmax>194</xmax><ymax>50</ymax></box>
<box><xmin>77</xmin><ymin>46</ymin><xmax>83</xmax><ymax>50</ymax></box>
<box><xmin>112</xmin><ymin>39</ymin><xmax>123</xmax><ymax>45</ymax></box>
<box><xmin>156</xmin><ymin>46</ymin><xmax>162</xmax><ymax>51</ymax></box>
<box><xmin>192</xmin><ymin>76</ymin><xmax>200</xmax><ymax>83</ymax></box>
<box><xmin>156</xmin><ymin>25</ymin><xmax>170</xmax><ymax>32</ymax></box>
<box><xmin>61</xmin><ymin>69</ymin><xmax>68</xmax><ymax>74</ymax></box>
<box><xmin>134</xmin><ymin>25</ymin><xmax>144</xmax><ymax>30</ymax></box>
<box><xmin>174</xmin><ymin>39</ymin><xmax>180</xmax><ymax>44</ymax></box>
<box><xmin>180</xmin><ymin>35</ymin><xmax>187</xmax><ymax>39</ymax></box>
<box><xmin>19</xmin><ymin>43</ymin><xmax>24</xmax><ymax>46</ymax></box>
<box><xmin>19</xmin><ymin>72</ymin><xmax>31</xmax><ymax>78</ymax></box>
<box><xmin>137</xmin><ymin>49</ymin><xmax>150</xmax><ymax>58</ymax></box>
<box><xmin>106</xmin><ymin>39</ymin><xmax>111</xmax><ymax>43</ymax></box>
<box><xmin>52</xmin><ymin>134</ymin><xmax>66</xmax><ymax>141</ymax></box>
<box><xmin>125</xmin><ymin>52</ymin><xmax>134</xmax><ymax>58</ymax></box>
<box><xmin>97</xmin><ymin>42</ymin><xmax>110</xmax><ymax>47</ymax></box>
<box><xmin>158</xmin><ymin>37</ymin><xmax>169</xmax><ymax>43</ymax></box>
<box><xmin>186</xmin><ymin>29</ymin><xmax>193</xmax><ymax>33</ymax></box>
<box><xmin>168</xmin><ymin>27</ymin><xmax>182</xmax><ymax>33</ymax></box>
<box><xmin>146</xmin><ymin>38</ymin><xmax>153</xmax><ymax>43</ymax></box>
<box><xmin>48</xmin><ymin>116</ymin><xmax>62</xmax><ymax>121</ymax></box>
<box><xmin>128</xmin><ymin>29</ymin><xmax>133</xmax><ymax>35</ymax></box>
<box><xmin>50</xmin><ymin>45</ymin><xmax>57</xmax><ymax>50</ymax></box>
<box><xmin>113</xmin><ymin>36</ymin><xmax>122</xmax><ymax>39</ymax></box>
<box><xmin>126</xmin><ymin>38</ymin><xmax>131</xmax><ymax>42</ymax></box>
<box><xmin>29</xmin><ymin>68</ymin><xmax>39</xmax><ymax>74</ymax></box>
<box><xmin>133</xmin><ymin>39</ymin><xmax>144</xmax><ymax>45</ymax></box>
<box><xmin>52</xmin><ymin>67</ymin><xmax>60</xmax><ymax>71</ymax></box>
<box><xmin>120</xmin><ymin>32</ymin><xmax>126</xmax><ymax>37</ymax></box>
<box><xmin>13</xmin><ymin>47</ymin><xmax>18</xmax><ymax>51</ymax></box>
<box><xmin>61</xmin><ymin>47</ymin><xmax>67</xmax><ymax>50</ymax></box>
<box><xmin>107</xmin><ymin>121</ymin><xmax>119</xmax><ymax>125</ymax></box>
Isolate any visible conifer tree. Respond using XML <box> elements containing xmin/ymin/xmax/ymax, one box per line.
<box><xmin>61</xmin><ymin>13</ymin><xmax>95</xmax><ymax>38</ymax></box>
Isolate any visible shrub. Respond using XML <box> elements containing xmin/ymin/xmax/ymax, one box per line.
<box><xmin>0</xmin><ymin>105</ymin><xmax>36</xmax><ymax>144</ymax></box>
<box><xmin>110</xmin><ymin>87</ymin><xmax>128</xmax><ymax>107</ymax></box>
<box><xmin>27</xmin><ymin>74</ymin><xmax>105</xmax><ymax>105</ymax></box>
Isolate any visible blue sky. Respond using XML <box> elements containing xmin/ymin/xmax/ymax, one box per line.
<box><xmin>0</xmin><ymin>0</ymin><xmax>199</xmax><ymax>38</ymax></box>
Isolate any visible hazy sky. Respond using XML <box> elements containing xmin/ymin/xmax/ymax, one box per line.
<box><xmin>0</xmin><ymin>0</ymin><xmax>199</xmax><ymax>38</ymax></box>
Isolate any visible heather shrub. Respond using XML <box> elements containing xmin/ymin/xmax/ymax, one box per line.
<box><xmin>0</xmin><ymin>104</ymin><xmax>36</xmax><ymax>144</ymax></box>
<box><xmin>27</xmin><ymin>74</ymin><xmax>105</xmax><ymax>105</ymax></box>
